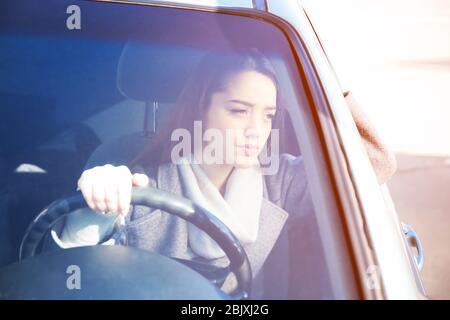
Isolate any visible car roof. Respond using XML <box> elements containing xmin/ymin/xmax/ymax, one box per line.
<box><xmin>96</xmin><ymin>0</ymin><xmax>304</xmax><ymax>20</ymax></box>
<box><xmin>104</xmin><ymin>0</ymin><xmax>254</xmax><ymax>9</ymax></box>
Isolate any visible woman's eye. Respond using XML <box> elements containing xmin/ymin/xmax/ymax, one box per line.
<box><xmin>266</xmin><ymin>113</ymin><xmax>275</xmax><ymax>120</ymax></box>
<box><xmin>230</xmin><ymin>109</ymin><xmax>248</xmax><ymax>115</ymax></box>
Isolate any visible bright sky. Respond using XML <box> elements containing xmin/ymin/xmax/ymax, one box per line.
<box><xmin>303</xmin><ymin>0</ymin><xmax>450</xmax><ymax>156</ymax></box>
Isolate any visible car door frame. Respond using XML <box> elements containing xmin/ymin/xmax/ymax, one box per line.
<box><xmin>301</xmin><ymin>2</ymin><xmax>428</xmax><ymax>299</ymax></box>
<box><xmin>266</xmin><ymin>0</ymin><xmax>423</xmax><ymax>299</ymax></box>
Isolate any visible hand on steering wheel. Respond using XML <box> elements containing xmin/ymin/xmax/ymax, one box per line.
<box><xmin>20</xmin><ymin>187</ymin><xmax>253</xmax><ymax>299</ymax></box>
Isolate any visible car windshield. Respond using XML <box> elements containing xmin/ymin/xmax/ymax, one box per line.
<box><xmin>0</xmin><ymin>0</ymin><xmax>336</xmax><ymax>299</ymax></box>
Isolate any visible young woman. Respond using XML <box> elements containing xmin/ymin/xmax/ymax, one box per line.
<box><xmin>47</xmin><ymin>48</ymin><xmax>395</xmax><ymax>299</ymax></box>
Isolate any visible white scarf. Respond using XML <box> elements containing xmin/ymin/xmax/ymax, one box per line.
<box><xmin>177</xmin><ymin>155</ymin><xmax>263</xmax><ymax>260</ymax></box>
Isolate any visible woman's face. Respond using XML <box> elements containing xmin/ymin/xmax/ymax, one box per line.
<box><xmin>203</xmin><ymin>70</ymin><xmax>277</xmax><ymax>168</ymax></box>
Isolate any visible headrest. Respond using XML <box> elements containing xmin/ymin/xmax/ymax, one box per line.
<box><xmin>116</xmin><ymin>42</ymin><xmax>205</xmax><ymax>102</ymax></box>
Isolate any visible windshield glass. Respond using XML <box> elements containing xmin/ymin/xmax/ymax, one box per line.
<box><xmin>0</xmin><ymin>0</ymin><xmax>334</xmax><ymax>299</ymax></box>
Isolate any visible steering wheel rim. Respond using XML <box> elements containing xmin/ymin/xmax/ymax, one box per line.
<box><xmin>19</xmin><ymin>186</ymin><xmax>252</xmax><ymax>299</ymax></box>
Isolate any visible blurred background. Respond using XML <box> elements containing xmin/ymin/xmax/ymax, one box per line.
<box><xmin>303</xmin><ymin>0</ymin><xmax>450</xmax><ymax>299</ymax></box>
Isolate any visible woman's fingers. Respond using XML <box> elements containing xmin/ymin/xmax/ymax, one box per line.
<box><xmin>103</xmin><ymin>165</ymin><xmax>123</xmax><ymax>213</ymax></box>
<box><xmin>132</xmin><ymin>173</ymin><xmax>149</xmax><ymax>187</ymax></box>
<box><xmin>104</xmin><ymin>180</ymin><xmax>118</xmax><ymax>214</ymax></box>
<box><xmin>77</xmin><ymin>165</ymin><xmax>136</xmax><ymax>215</ymax></box>
<box><xmin>92</xmin><ymin>176</ymin><xmax>107</xmax><ymax>212</ymax></box>
<box><xmin>78</xmin><ymin>173</ymin><xmax>95</xmax><ymax>210</ymax></box>
<box><xmin>117</xmin><ymin>181</ymin><xmax>131</xmax><ymax>216</ymax></box>
<box><xmin>117</xmin><ymin>166</ymin><xmax>133</xmax><ymax>215</ymax></box>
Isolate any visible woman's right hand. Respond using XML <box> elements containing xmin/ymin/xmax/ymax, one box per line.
<box><xmin>77</xmin><ymin>165</ymin><xmax>149</xmax><ymax>216</ymax></box>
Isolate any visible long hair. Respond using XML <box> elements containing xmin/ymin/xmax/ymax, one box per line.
<box><xmin>130</xmin><ymin>48</ymin><xmax>293</xmax><ymax>167</ymax></box>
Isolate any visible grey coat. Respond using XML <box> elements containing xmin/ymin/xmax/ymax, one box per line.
<box><xmin>46</xmin><ymin>154</ymin><xmax>331</xmax><ymax>299</ymax></box>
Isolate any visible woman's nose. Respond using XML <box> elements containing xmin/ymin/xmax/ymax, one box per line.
<box><xmin>244</xmin><ymin>115</ymin><xmax>263</xmax><ymax>139</ymax></box>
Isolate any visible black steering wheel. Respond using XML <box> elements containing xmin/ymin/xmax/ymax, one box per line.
<box><xmin>13</xmin><ymin>187</ymin><xmax>252</xmax><ymax>299</ymax></box>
